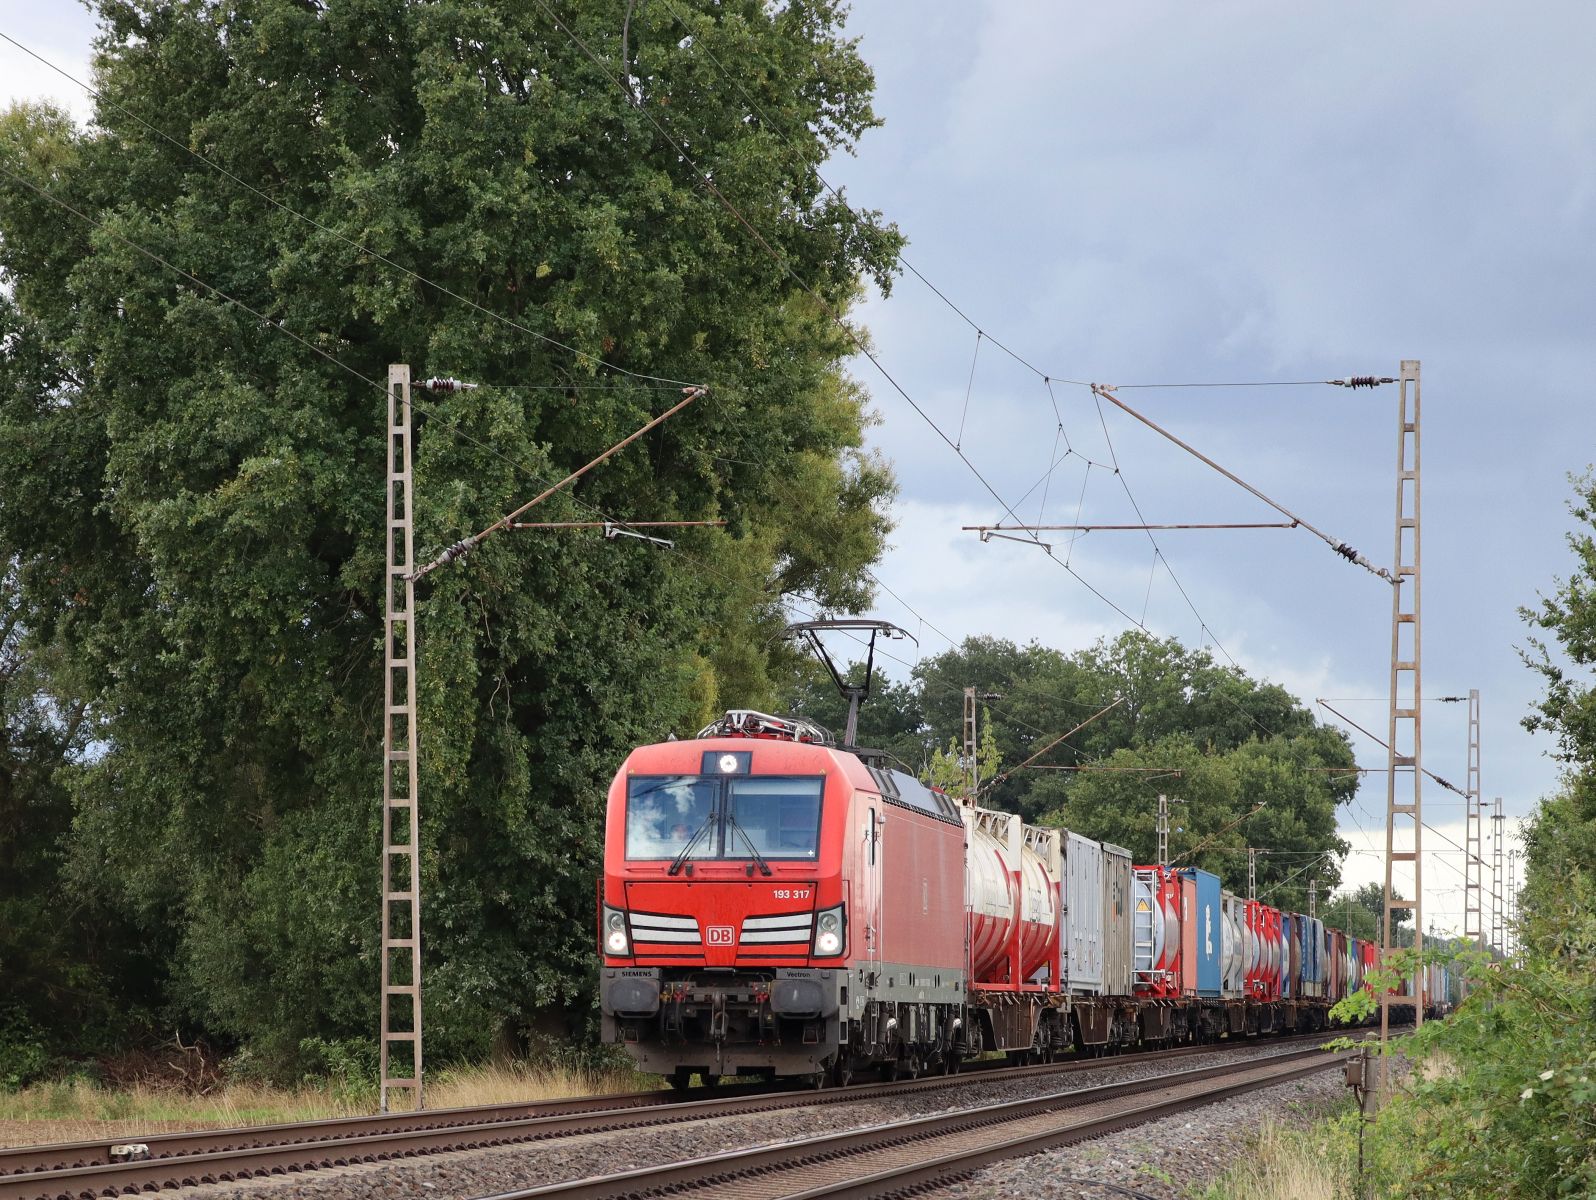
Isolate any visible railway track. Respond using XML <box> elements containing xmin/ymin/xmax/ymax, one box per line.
<box><xmin>478</xmin><ymin>1045</ymin><xmax>1352</xmax><ymax>1200</ymax></box>
<box><xmin>0</xmin><ymin>1029</ymin><xmax>1375</xmax><ymax>1200</ymax></box>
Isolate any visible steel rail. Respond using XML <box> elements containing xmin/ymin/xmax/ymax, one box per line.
<box><xmin>0</xmin><ymin>1026</ymin><xmax>1355</xmax><ymax>1177</ymax></box>
<box><xmin>0</xmin><ymin>1030</ymin><xmax>1376</xmax><ymax>1199</ymax></box>
<box><xmin>476</xmin><ymin>1046</ymin><xmax>1352</xmax><ymax>1199</ymax></box>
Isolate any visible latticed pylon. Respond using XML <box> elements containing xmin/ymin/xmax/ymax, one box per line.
<box><xmin>1463</xmin><ymin>690</ymin><xmax>1483</xmax><ymax>959</ymax></box>
<box><xmin>381</xmin><ymin>364</ymin><xmax>424</xmax><ymax>1111</ymax></box>
<box><xmin>1380</xmin><ymin>361</ymin><xmax>1424</xmax><ymax>1097</ymax></box>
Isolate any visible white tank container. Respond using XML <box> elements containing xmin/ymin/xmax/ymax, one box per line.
<box><xmin>964</xmin><ymin>807</ymin><xmax>1059</xmax><ymax>982</ymax></box>
<box><xmin>1221</xmin><ymin>892</ymin><xmax>1245</xmax><ymax>996</ymax></box>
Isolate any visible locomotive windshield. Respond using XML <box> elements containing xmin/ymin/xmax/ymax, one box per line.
<box><xmin>624</xmin><ymin>775</ymin><xmax>823</xmax><ymax>861</ymax></box>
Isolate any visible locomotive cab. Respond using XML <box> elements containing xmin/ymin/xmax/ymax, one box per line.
<box><xmin>598</xmin><ymin>710</ymin><xmax>968</xmax><ymax>1083</ymax></box>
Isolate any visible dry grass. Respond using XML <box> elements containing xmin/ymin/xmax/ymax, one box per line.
<box><xmin>0</xmin><ymin>1062</ymin><xmax>648</xmax><ymax>1149</ymax></box>
<box><xmin>1200</xmin><ymin>1111</ymin><xmax>1358</xmax><ymax>1200</ymax></box>
<box><xmin>395</xmin><ymin>1061</ymin><xmax>647</xmax><ymax>1112</ymax></box>
<box><xmin>1415</xmin><ymin>1051</ymin><xmax>1458</xmax><ymax>1083</ymax></box>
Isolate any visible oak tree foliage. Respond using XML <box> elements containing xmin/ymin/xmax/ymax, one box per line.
<box><xmin>0</xmin><ymin>0</ymin><xmax>900</xmax><ymax>1071</ymax></box>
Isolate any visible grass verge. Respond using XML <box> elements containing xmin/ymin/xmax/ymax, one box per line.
<box><xmin>0</xmin><ymin>1060</ymin><xmax>649</xmax><ymax>1148</ymax></box>
<box><xmin>1197</xmin><ymin>1098</ymin><xmax>1362</xmax><ymax>1200</ymax></box>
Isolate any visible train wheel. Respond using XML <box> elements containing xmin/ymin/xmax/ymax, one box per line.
<box><xmin>880</xmin><ymin>1058</ymin><xmax>899</xmax><ymax>1083</ymax></box>
<box><xmin>831</xmin><ymin>1057</ymin><xmax>855</xmax><ymax>1088</ymax></box>
<box><xmin>700</xmin><ymin>1073</ymin><xmax>721</xmax><ymax>1088</ymax></box>
<box><xmin>667</xmin><ymin>1069</ymin><xmax>693</xmax><ymax>1091</ymax></box>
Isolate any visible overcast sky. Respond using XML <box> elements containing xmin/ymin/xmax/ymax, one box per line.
<box><xmin>4</xmin><ymin>2</ymin><xmax>1588</xmax><ymax>939</ymax></box>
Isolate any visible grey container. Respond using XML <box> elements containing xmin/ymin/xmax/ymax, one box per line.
<box><xmin>1061</xmin><ymin>829</ymin><xmax>1106</xmax><ymax>994</ymax></box>
<box><xmin>1100</xmin><ymin>841</ymin><xmax>1134</xmax><ymax>997</ymax></box>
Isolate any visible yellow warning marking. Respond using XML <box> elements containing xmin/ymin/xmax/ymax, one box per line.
<box><xmin>1136</xmin><ymin>899</ymin><xmax>1150</xmax><ymax>912</ymax></box>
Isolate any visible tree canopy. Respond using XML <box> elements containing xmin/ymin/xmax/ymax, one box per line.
<box><xmin>1519</xmin><ymin>471</ymin><xmax>1596</xmax><ymax>928</ymax></box>
<box><xmin>0</xmin><ymin>0</ymin><xmax>899</xmax><ymax>1074</ymax></box>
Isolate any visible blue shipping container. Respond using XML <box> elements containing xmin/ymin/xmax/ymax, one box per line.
<box><xmin>1179</xmin><ymin>867</ymin><xmax>1223</xmax><ymax>997</ymax></box>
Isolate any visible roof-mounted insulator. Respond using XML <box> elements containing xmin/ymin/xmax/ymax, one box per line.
<box><xmin>1329</xmin><ymin>376</ymin><xmax>1396</xmax><ymax>389</ymax></box>
<box><xmin>603</xmin><ymin>523</ymin><xmax>674</xmax><ymax>549</ymax></box>
<box><xmin>421</xmin><ymin>377</ymin><xmax>480</xmax><ymax>393</ymax></box>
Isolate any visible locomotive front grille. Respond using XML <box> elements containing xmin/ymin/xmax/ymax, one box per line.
<box><xmin>630</xmin><ymin>911</ymin><xmax>702</xmax><ymax>947</ymax></box>
<box><xmin>740</xmin><ymin>911</ymin><xmax>814</xmax><ymax>944</ymax></box>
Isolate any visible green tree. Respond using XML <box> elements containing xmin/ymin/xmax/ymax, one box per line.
<box><xmin>905</xmin><ymin>630</ymin><xmax>1355</xmax><ymax>824</ymax></box>
<box><xmin>1519</xmin><ymin>470</ymin><xmax>1596</xmax><ymax>927</ymax></box>
<box><xmin>921</xmin><ymin>706</ymin><xmax>1000</xmax><ymax>804</ymax></box>
<box><xmin>1323</xmin><ymin>881</ymin><xmax>1411</xmax><ymax>943</ymax></box>
<box><xmin>0</xmin><ymin>0</ymin><xmax>900</xmax><ymax>1071</ymax></box>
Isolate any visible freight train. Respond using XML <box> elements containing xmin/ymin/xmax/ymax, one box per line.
<box><xmin>598</xmin><ymin>710</ymin><xmax>1448</xmax><ymax>1086</ymax></box>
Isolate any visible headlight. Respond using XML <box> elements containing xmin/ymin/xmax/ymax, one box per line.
<box><xmin>812</xmin><ymin>904</ymin><xmax>845</xmax><ymax>957</ymax></box>
<box><xmin>603</xmin><ymin>906</ymin><xmax>630</xmax><ymax>956</ymax></box>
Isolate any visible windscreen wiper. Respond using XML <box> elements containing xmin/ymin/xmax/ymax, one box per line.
<box><xmin>667</xmin><ymin>813</ymin><xmax>713</xmax><ymax>876</ymax></box>
<box><xmin>725</xmin><ymin>811</ymin><xmax>773</xmax><ymax>876</ymax></box>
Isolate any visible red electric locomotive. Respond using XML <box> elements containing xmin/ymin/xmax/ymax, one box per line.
<box><xmin>599</xmin><ymin>711</ymin><xmax>967</xmax><ymax>1086</ymax></box>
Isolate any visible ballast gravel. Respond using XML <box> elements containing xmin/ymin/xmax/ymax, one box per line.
<box><xmin>158</xmin><ymin>1043</ymin><xmax>1354</xmax><ymax>1200</ymax></box>
<box><xmin>927</xmin><ymin>1067</ymin><xmax>1349</xmax><ymax>1200</ymax></box>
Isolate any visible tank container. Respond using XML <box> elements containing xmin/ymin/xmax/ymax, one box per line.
<box><xmin>963</xmin><ymin>806</ymin><xmax>1058</xmax><ymax>984</ymax></box>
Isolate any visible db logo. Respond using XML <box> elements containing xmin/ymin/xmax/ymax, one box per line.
<box><xmin>706</xmin><ymin>926</ymin><xmax>736</xmax><ymax>946</ymax></box>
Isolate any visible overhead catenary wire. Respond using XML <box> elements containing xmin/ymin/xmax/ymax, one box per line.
<box><xmin>6</xmin><ymin>19</ymin><xmax>1383</xmax><ymax>777</ymax></box>
<box><xmin>11</xmin><ymin>17</ymin><xmax>1389</xmax><ymax>652</ymax></box>
<box><xmin>1090</xmin><ymin>384</ymin><xmax>1393</xmax><ymax>583</ymax></box>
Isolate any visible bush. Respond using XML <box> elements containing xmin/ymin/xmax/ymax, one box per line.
<box><xmin>1344</xmin><ymin>912</ymin><xmax>1596</xmax><ymax>1197</ymax></box>
<box><xmin>0</xmin><ymin>1011</ymin><xmax>52</xmax><ymax>1090</ymax></box>
<box><xmin>296</xmin><ymin>1037</ymin><xmax>379</xmax><ymax>1107</ymax></box>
